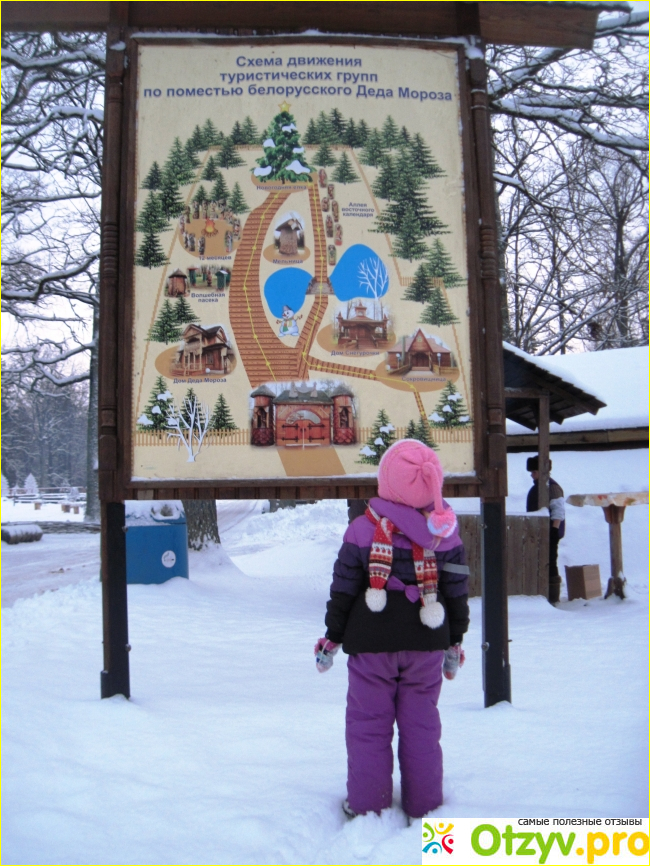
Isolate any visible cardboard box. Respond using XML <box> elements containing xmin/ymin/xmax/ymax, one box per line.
<box><xmin>565</xmin><ymin>565</ymin><xmax>602</xmax><ymax>601</ymax></box>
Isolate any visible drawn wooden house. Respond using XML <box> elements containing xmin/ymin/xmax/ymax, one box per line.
<box><xmin>386</xmin><ymin>329</ymin><xmax>454</xmax><ymax>373</ymax></box>
<box><xmin>250</xmin><ymin>382</ymin><xmax>356</xmax><ymax>447</ymax></box>
<box><xmin>166</xmin><ymin>269</ymin><xmax>188</xmax><ymax>297</ymax></box>
<box><xmin>336</xmin><ymin>301</ymin><xmax>389</xmax><ymax>349</ymax></box>
<box><xmin>173</xmin><ymin>323</ymin><xmax>235</xmax><ymax>375</ymax></box>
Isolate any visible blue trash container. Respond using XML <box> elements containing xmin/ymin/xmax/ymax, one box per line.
<box><xmin>126</xmin><ymin>511</ymin><xmax>189</xmax><ymax>584</ymax></box>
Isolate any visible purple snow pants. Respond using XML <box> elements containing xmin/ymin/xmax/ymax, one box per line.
<box><xmin>346</xmin><ymin>650</ymin><xmax>444</xmax><ymax>818</ymax></box>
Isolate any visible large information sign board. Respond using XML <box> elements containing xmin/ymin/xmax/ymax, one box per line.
<box><xmin>126</xmin><ymin>39</ymin><xmax>485</xmax><ymax>491</ymax></box>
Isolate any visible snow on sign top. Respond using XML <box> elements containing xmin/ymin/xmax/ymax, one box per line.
<box><xmin>132</xmin><ymin>40</ymin><xmax>476</xmax><ymax>484</ymax></box>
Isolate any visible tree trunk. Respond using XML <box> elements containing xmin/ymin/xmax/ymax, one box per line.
<box><xmin>84</xmin><ymin>306</ymin><xmax>100</xmax><ymax>522</ymax></box>
<box><xmin>182</xmin><ymin>499</ymin><xmax>221</xmax><ymax>550</ymax></box>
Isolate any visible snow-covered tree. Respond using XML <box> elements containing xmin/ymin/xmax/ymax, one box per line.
<box><xmin>137</xmin><ymin>376</ymin><xmax>173</xmax><ymax>433</ymax></box>
<box><xmin>255</xmin><ymin>108</ymin><xmax>314</xmax><ymax>183</ymax></box>
<box><xmin>228</xmin><ymin>182</ymin><xmax>249</xmax><ymax>214</ymax></box>
<box><xmin>429</xmin><ymin>381</ymin><xmax>471</xmax><ymax>427</ymax></box>
<box><xmin>23</xmin><ymin>472</ymin><xmax>39</xmax><ymax>495</ymax></box>
<box><xmin>209</xmin><ymin>394</ymin><xmax>238</xmax><ymax>431</ymax></box>
<box><xmin>332</xmin><ymin>151</ymin><xmax>359</xmax><ymax>185</ymax></box>
<box><xmin>148</xmin><ymin>300</ymin><xmax>183</xmax><ymax>343</ymax></box>
<box><xmin>358</xmin><ymin>410</ymin><xmax>395</xmax><ymax>465</ymax></box>
<box><xmin>167</xmin><ymin>391</ymin><xmax>211</xmax><ymax>462</ymax></box>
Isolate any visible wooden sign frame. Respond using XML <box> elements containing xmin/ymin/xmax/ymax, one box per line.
<box><xmin>100</xmin><ymin>33</ymin><xmax>506</xmax><ymax>504</ymax></box>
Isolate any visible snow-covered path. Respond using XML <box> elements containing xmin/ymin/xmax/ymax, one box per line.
<box><xmin>2</xmin><ymin>453</ymin><xmax>648</xmax><ymax>864</ymax></box>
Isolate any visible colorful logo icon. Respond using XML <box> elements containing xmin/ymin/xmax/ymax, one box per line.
<box><xmin>423</xmin><ymin>821</ymin><xmax>454</xmax><ymax>855</ymax></box>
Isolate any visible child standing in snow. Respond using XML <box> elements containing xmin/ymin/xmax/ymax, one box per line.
<box><xmin>314</xmin><ymin>439</ymin><xmax>470</xmax><ymax>820</ymax></box>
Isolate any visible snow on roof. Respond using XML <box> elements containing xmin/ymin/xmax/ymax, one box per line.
<box><xmin>506</xmin><ymin>345</ymin><xmax>648</xmax><ymax>434</ymax></box>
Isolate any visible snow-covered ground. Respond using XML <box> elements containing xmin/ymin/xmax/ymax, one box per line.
<box><xmin>2</xmin><ymin>452</ymin><xmax>648</xmax><ymax>865</ymax></box>
<box><xmin>1</xmin><ymin>500</ymin><xmax>87</xmax><ymax>523</ymax></box>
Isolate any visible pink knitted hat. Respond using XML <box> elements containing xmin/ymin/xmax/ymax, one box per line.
<box><xmin>378</xmin><ymin>439</ymin><xmax>456</xmax><ymax>536</ymax></box>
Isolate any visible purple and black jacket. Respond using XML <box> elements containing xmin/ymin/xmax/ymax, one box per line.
<box><xmin>325</xmin><ymin>497</ymin><xmax>470</xmax><ymax>654</ymax></box>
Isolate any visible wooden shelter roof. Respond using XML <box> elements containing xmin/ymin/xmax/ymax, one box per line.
<box><xmin>1</xmin><ymin>1</ymin><xmax>620</xmax><ymax>49</ymax></box>
<box><xmin>503</xmin><ymin>343</ymin><xmax>606</xmax><ymax>431</ymax></box>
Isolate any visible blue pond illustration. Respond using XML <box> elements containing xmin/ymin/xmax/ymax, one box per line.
<box><xmin>263</xmin><ymin>268</ymin><xmax>313</xmax><ymax>318</ymax></box>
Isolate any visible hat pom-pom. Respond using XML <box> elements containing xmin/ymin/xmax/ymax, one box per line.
<box><xmin>366</xmin><ymin>587</ymin><xmax>387</xmax><ymax>612</ymax></box>
<box><xmin>420</xmin><ymin>596</ymin><xmax>445</xmax><ymax>629</ymax></box>
<box><xmin>427</xmin><ymin>507</ymin><xmax>457</xmax><ymax>539</ymax></box>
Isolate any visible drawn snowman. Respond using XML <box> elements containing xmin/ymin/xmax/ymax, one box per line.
<box><xmin>277</xmin><ymin>305</ymin><xmax>302</xmax><ymax>338</ymax></box>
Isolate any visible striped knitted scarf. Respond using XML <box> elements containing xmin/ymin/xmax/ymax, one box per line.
<box><xmin>364</xmin><ymin>505</ymin><xmax>445</xmax><ymax>629</ymax></box>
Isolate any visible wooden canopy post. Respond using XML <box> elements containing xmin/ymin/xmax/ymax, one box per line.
<box><xmin>602</xmin><ymin>504</ymin><xmax>626</xmax><ymax>580</ymax></box>
<box><xmin>537</xmin><ymin>393</ymin><xmax>550</xmax><ymax>510</ymax></box>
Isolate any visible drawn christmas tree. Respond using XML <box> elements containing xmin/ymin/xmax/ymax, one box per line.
<box><xmin>147</xmin><ymin>299</ymin><xmax>183</xmax><ymax>342</ymax></box>
<box><xmin>419</xmin><ymin>286</ymin><xmax>459</xmax><ymax>326</ymax></box>
<box><xmin>159</xmin><ymin>167</ymin><xmax>186</xmax><ymax>219</ymax></box>
<box><xmin>425</xmin><ymin>239</ymin><xmax>466</xmax><ymax>288</ymax></box>
<box><xmin>209</xmin><ymin>394</ymin><xmax>238</xmax><ymax>431</ymax></box>
<box><xmin>399</xmin><ymin>125</ymin><xmax>412</xmax><ymax>146</ymax></box>
<box><xmin>358</xmin><ymin>409</ymin><xmax>396</xmax><ymax>465</ymax></box>
<box><xmin>137</xmin><ymin>375</ymin><xmax>173</xmax><ymax>432</ymax></box>
<box><xmin>403</xmin><ymin>262</ymin><xmax>434</xmax><ymax>303</ymax></box>
<box><xmin>356</xmin><ymin>120</ymin><xmax>370</xmax><ymax>147</ymax></box>
<box><xmin>329</xmin><ymin>108</ymin><xmax>346</xmax><ymax>143</ymax></box>
<box><xmin>192</xmin><ymin>184</ymin><xmax>209</xmax><ymax>205</ymax></box>
<box><xmin>381</xmin><ymin>115</ymin><xmax>400</xmax><ymax>149</ymax></box>
<box><xmin>230</xmin><ymin>120</ymin><xmax>245</xmax><ymax>145</ymax></box>
<box><xmin>303</xmin><ymin>117</ymin><xmax>319</xmax><ymax>145</ymax></box>
<box><xmin>183</xmin><ymin>138</ymin><xmax>201</xmax><ymax>176</ymax></box>
<box><xmin>173</xmin><ymin>296</ymin><xmax>199</xmax><ymax>325</ymax></box>
<box><xmin>218</xmin><ymin>136</ymin><xmax>245</xmax><ymax>169</ymax></box>
<box><xmin>372</xmin><ymin>154</ymin><xmax>397</xmax><ymax>200</ymax></box>
<box><xmin>316</xmin><ymin>110</ymin><xmax>336</xmax><ymax>143</ymax></box>
<box><xmin>202</xmin><ymin>155</ymin><xmax>220</xmax><ymax>181</ymax></box>
<box><xmin>314</xmin><ymin>141</ymin><xmax>337</xmax><ymax>167</ymax></box>
<box><xmin>391</xmin><ymin>203</ymin><xmax>428</xmax><ymax>262</ymax></box>
<box><xmin>202</xmin><ymin>118</ymin><xmax>222</xmax><ymax>148</ymax></box>
<box><xmin>228</xmin><ymin>182</ymin><xmax>249</xmax><ymax>214</ymax></box>
<box><xmin>135</xmin><ymin>229</ymin><xmax>169</xmax><ymax>269</ymax></box>
<box><xmin>344</xmin><ymin>118</ymin><xmax>360</xmax><ymax>148</ymax></box>
<box><xmin>190</xmin><ymin>124</ymin><xmax>205</xmax><ymax>152</ymax></box>
<box><xmin>135</xmin><ymin>191</ymin><xmax>170</xmax><ymax>234</ymax></box>
<box><xmin>429</xmin><ymin>381</ymin><xmax>471</xmax><ymax>427</ymax></box>
<box><xmin>142</xmin><ymin>161</ymin><xmax>163</xmax><ymax>190</ymax></box>
<box><xmin>359</xmin><ymin>128</ymin><xmax>385</xmax><ymax>167</ymax></box>
<box><xmin>410</xmin><ymin>133</ymin><xmax>445</xmax><ymax>180</ymax></box>
<box><xmin>255</xmin><ymin>105</ymin><xmax>314</xmax><ymax>183</ymax></box>
<box><xmin>164</xmin><ymin>137</ymin><xmax>195</xmax><ymax>185</ymax></box>
<box><xmin>209</xmin><ymin>173</ymin><xmax>230</xmax><ymax>203</ymax></box>
<box><xmin>375</xmin><ymin>149</ymin><xmax>448</xmax><ymax>241</ymax></box>
<box><xmin>332</xmin><ymin>151</ymin><xmax>359</xmax><ymax>184</ymax></box>
<box><xmin>405</xmin><ymin>417</ymin><xmax>438</xmax><ymax>449</ymax></box>
<box><xmin>241</xmin><ymin>115</ymin><xmax>260</xmax><ymax>144</ymax></box>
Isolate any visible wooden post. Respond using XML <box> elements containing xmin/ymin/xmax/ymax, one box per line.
<box><xmin>100</xmin><ymin>501</ymin><xmax>130</xmax><ymax>698</ymax></box>
<box><xmin>602</xmin><ymin>504</ymin><xmax>626</xmax><ymax>579</ymax></box>
<box><xmin>537</xmin><ymin>393</ymin><xmax>550</xmax><ymax>510</ymax></box>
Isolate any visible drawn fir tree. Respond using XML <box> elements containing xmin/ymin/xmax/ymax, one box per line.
<box><xmin>183</xmin><ymin>138</ymin><xmax>201</xmax><ymax>176</ymax></box>
<box><xmin>329</xmin><ymin>108</ymin><xmax>346</xmax><ymax>143</ymax></box>
<box><xmin>202</xmin><ymin>118</ymin><xmax>222</xmax><ymax>148</ymax></box>
<box><xmin>164</xmin><ymin>137</ymin><xmax>195</xmax><ymax>185</ymax></box>
<box><xmin>359</xmin><ymin>128</ymin><xmax>385</xmax><ymax>167</ymax></box>
<box><xmin>410</xmin><ymin>133</ymin><xmax>445</xmax><ymax>179</ymax></box>
<box><xmin>192</xmin><ymin>184</ymin><xmax>209</xmax><ymax>205</ymax></box>
<box><xmin>190</xmin><ymin>124</ymin><xmax>205</xmax><ymax>152</ymax></box>
<box><xmin>255</xmin><ymin>107</ymin><xmax>314</xmax><ymax>183</ymax></box>
<box><xmin>358</xmin><ymin>409</ymin><xmax>396</xmax><ymax>465</ymax></box>
<box><xmin>391</xmin><ymin>203</ymin><xmax>428</xmax><ymax>262</ymax></box>
<box><xmin>230</xmin><ymin>120</ymin><xmax>245</xmax><ymax>145</ymax></box>
<box><xmin>142</xmin><ymin>161</ymin><xmax>163</xmax><ymax>190</ymax></box>
<box><xmin>241</xmin><ymin>115</ymin><xmax>260</xmax><ymax>144</ymax></box>
<box><xmin>429</xmin><ymin>381</ymin><xmax>471</xmax><ymax>427</ymax></box>
<box><xmin>371</xmin><ymin>154</ymin><xmax>397</xmax><ymax>200</ymax></box>
<box><xmin>314</xmin><ymin>141</ymin><xmax>337</xmax><ymax>167</ymax></box>
<box><xmin>135</xmin><ymin>191</ymin><xmax>170</xmax><ymax>234</ymax></box>
<box><xmin>381</xmin><ymin>115</ymin><xmax>400</xmax><ymax>149</ymax></box>
<box><xmin>147</xmin><ymin>299</ymin><xmax>183</xmax><ymax>342</ymax></box>
<box><xmin>159</xmin><ymin>167</ymin><xmax>186</xmax><ymax>219</ymax></box>
<box><xmin>332</xmin><ymin>151</ymin><xmax>359</xmax><ymax>184</ymax></box>
<box><xmin>209</xmin><ymin>394</ymin><xmax>238</xmax><ymax>431</ymax></box>
<box><xmin>202</xmin><ymin>155</ymin><xmax>220</xmax><ymax>181</ymax></box>
<box><xmin>173</xmin><ymin>296</ymin><xmax>199</xmax><ymax>326</ymax></box>
<box><xmin>135</xmin><ymin>229</ymin><xmax>169</xmax><ymax>269</ymax></box>
<box><xmin>137</xmin><ymin>375</ymin><xmax>173</xmax><ymax>433</ymax></box>
<box><xmin>218</xmin><ymin>136</ymin><xmax>245</xmax><ymax>169</ymax></box>
<box><xmin>228</xmin><ymin>182</ymin><xmax>249</xmax><ymax>214</ymax></box>
<box><xmin>403</xmin><ymin>263</ymin><xmax>434</xmax><ymax>303</ymax></box>
<box><xmin>209</xmin><ymin>173</ymin><xmax>230</xmax><ymax>204</ymax></box>
<box><xmin>405</xmin><ymin>418</ymin><xmax>438</xmax><ymax>449</ymax></box>
<box><xmin>420</xmin><ymin>286</ymin><xmax>459</xmax><ymax>326</ymax></box>
<box><xmin>425</xmin><ymin>239</ymin><xmax>466</xmax><ymax>288</ymax></box>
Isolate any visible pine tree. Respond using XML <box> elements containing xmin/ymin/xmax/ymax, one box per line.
<box><xmin>409</xmin><ymin>133</ymin><xmax>445</xmax><ymax>179</ymax></box>
<box><xmin>371</xmin><ymin>154</ymin><xmax>397</xmax><ymax>200</ymax></box>
<box><xmin>425</xmin><ymin>239</ymin><xmax>465</xmax><ymax>288</ymax></box>
<box><xmin>173</xmin><ymin>296</ymin><xmax>199</xmax><ymax>325</ymax></box>
<box><xmin>193</xmin><ymin>184</ymin><xmax>209</xmax><ymax>205</ymax></box>
<box><xmin>159</xmin><ymin>167</ymin><xmax>186</xmax><ymax>219</ymax></box>
<box><xmin>165</xmin><ymin>137</ymin><xmax>194</xmax><ymax>184</ymax></box>
<box><xmin>399</xmin><ymin>125</ymin><xmax>412</xmax><ymax>146</ymax></box>
<box><xmin>403</xmin><ymin>262</ymin><xmax>433</xmax><ymax>303</ymax></box>
<box><xmin>181</xmin><ymin>387</ymin><xmax>199</xmax><ymax>426</ymax></box>
<box><xmin>303</xmin><ymin>117</ymin><xmax>319</xmax><ymax>145</ymax></box>
<box><xmin>218</xmin><ymin>137</ymin><xmax>245</xmax><ymax>168</ymax></box>
<box><xmin>405</xmin><ymin>419</ymin><xmax>418</xmax><ymax>439</ymax></box>
<box><xmin>209</xmin><ymin>173</ymin><xmax>230</xmax><ymax>203</ymax></box>
<box><xmin>391</xmin><ymin>202</ymin><xmax>429</xmax><ymax>262</ymax></box>
<box><xmin>148</xmin><ymin>299</ymin><xmax>183</xmax><ymax>342</ymax></box>
<box><xmin>314</xmin><ymin>141</ymin><xmax>337</xmax><ymax>167</ymax></box>
<box><xmin>329</xmin><ymin>107</ymin><xmax>346</xmax><ymax>143</ymax></box>
<box><xmin>209</xmin><ymin>393</ymin><xmax>238</xmax><ymax>431</ymax></box>
<box><xmin>316</xmin><ymin>110</ymin><xmax>336</xmax><ymax>143</ymax></box>
<box><xmin>344</xmin><ymin>118</ymin><xmax>359</xmax><ymax>148</ymax></box>
<box><xmin>356</xmin><ymin>119</ymin><xmax>370</xmax><ymax>146</ymax></box>
<box><xmin>228</xmin><ymin>182</ymin><xmax>249</xmax><ymax>214</ymax></box>
<box><xmin>381</xmin><ymin>115</ymin><xmax>400</xmax><ymax>148</ymax></box>
<box><xmin>405</xmin><ymin>417</ymin><xmax>437</xmax><ymax>448</ymax></box>
<box><xmin>374</xmin><ymin>149</ymin><xmax>448</xmax><ymax>238</ymax></box>
<box><xmin>255</xmin><ymin>108</ymin><xmax>314</xmax><ymax>183</ymax></box>
<box><xmin>358</xmin><ymin>409</ymin><xmax>396</xmax><ymax>465</ymax></box>
<box><xmin>429</xmin><ymin>381</ymin><xmax>471</xmax><ymax>427</ymax></box>
<box><xmin>190</xmin><ymin>124</ymin><xmax>205</xmax><ymax>151</ymax></box>
<box><xmin>359</xmin><ymin>128</ymin><xmax>384</xmax><ymax>167</ymax></box>
<box><xmin>230</xmin><ymin>120</ymin><xmax>245</xmax><ymax>145</ymax></box>
<box><xmin>332</xmin><ymin>151</ymin><xmax>359</xmax><ymax>184</ymax></box>
<box><xmin>202</xmin><ymin>118</ymin><xmax>221</xmax><ymax>148</ymax></box>
<box><xmin>241</xmin><ymin>115</ymin><xmax>259</xmax><ymax>144</ymax></box>
<box><xmin>135</xmin><ymin>229</ymin><xmax>169</xmax><ymax>269</ymax></box>
<box><xmin>135</xmin><ymin>191</ymin><xmax>170</xmax><ymax>234</ymax></box>
<box><xmin>183</xmin><ymin>138</ymin><xmax>201</xmax><ymax>176</ymax></box>
<box><xmin>142</xmin><ymin>161</ymin><xmax>163</xmax><ymax>190</ymax></box>
<box><xmin>202</xmin><ymin>155</ymin><xmax>220</xmax><ymax>181</ymax></box>
<box><xmin>138</xmin><ymin>375</ymin><xmax>173</xmax><ymax>432</ymax></box>
<box><xmin>420</xmin><ymin>286</ymin><xmax>460</xmax><ymax>326</ymax></box>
